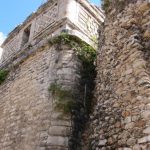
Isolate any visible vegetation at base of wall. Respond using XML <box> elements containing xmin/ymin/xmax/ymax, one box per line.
<box><xmin>49</xmin><ymin>83</ymin><xmax>75</xmax><ymax>115</ymax></box>
<box><xmin>0</xmin><ymin>69</ymin><xmax>9</xmax><ymax>85</ymax></box>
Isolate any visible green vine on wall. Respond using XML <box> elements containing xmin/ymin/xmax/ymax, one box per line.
<box><xmin>49</xmin><ymin>83</ymin><xmax>75</xmax><ymax>115</ymax></box>
<box><xmin>0</xmin><ymin>69</ymin><xmax>9</xmax><ymax>85</ymax></box>
<box><xmin>48</xmin><ymin>33</ymin><xmax>97</xmax><ymax>148</ymax></box>
<box><xmin>48</xmin><ymin>33</ymin><xmax>96</xmax><ymax>63</ymax></box>
<box><xmin>48</xmin><ymin>33</ymin><xmax>96</xmax><ymax>115</ymax></box>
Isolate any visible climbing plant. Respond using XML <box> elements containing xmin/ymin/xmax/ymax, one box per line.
<box><xmin>48</xmin><ymin>33</ymin><xmax>96</xmax><ymax>113</ymax></box>
<box><xmin>49</xmin><ymin>82</ymin><xmax>75</xmax><ymax>115</ymax></box>
<box><xmin>48</xmin><ymin>33</ymin><xmax>96</xmax><ymax>63</ymax></box>
<box><xmin>49</xmin><ymin>33</ymin><xmax>97</xmax><ymax>113</ymax></box>
<box><xmin>0</xmin><ymin>69</ymin><xmax>9</xmax><ymax>85</ymax></box>
<box><xmin>48</xmin><ymin>33</ymin><xmax>97</xmax><ymax>149</ymax></box>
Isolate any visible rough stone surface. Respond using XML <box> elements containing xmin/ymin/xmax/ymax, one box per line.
<box><xmin>89</xmin><ymin>0</ymin><xmax>150</xmax><ymax>150</ymax></box>
<box><xmin>0</xmin><ymin>44</ymin><xmax>82</xmax><ymax>149</ymax></box>
<box><xmin>0</xmin><ymin>1</ymin><xmax>104</xmax><ymax>149</ymax></box>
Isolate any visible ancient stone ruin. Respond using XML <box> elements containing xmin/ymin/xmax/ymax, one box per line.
<box><xmin>0</xmin><ymin>0</ymin><xmax>104</xmax><ymax>149</ymax></box>
<box><xmin>0</xmin><ymin>0</ymin><xmax>150</xmax><ymax>150</ymax></box>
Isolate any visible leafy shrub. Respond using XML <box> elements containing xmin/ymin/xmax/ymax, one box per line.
<box><xmin>102</xmin><ymin>0</ymin><xmax>111</xmax><ymax>12</ymax></box>
<box><xmin>0</xmin><ymin>69</ymin><xmax>9</xmax><ymax>85</ymax></box>
<box><xmin>48</xmin><ymin>33</ymin><xmax>96</xmax><ymax>64</ymax></box>
<box><xmin>49</xmin><ymin>83</ymin><xmax>75</xmax><ymax>115</ymax></box>
<box><xmin>48</xmin><ymin>33</ymin><xmax>96</xmax><ymax>115</ymax></box>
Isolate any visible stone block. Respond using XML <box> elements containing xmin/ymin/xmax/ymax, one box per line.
<box><xmin>143</xmin><ymin>127</ymin><xmax>150</xmax><ymax>134</ymax></box>
<box><xmin>141</xmin><ymin>111</ymin><xmax>150</xmax><ymax>119</ymax></box>
<box><xmin>123</xmin><ymin>148</ymin><xmax>132</xmax><ymax>150</ymax></box>
<box><xmin>127</xmin><ymin>138</ymin><xmax>136</xmax><ymax>146</ymax></box>
<box><xmin>46</xmin><ymin>136</ymin><xmax>68</xmax><ymax>146</ymax></box>
<box><xmin>133</xmin><ymin>144</ymin><xmax>141</xmax><ymax>150</ymax></box>
<box><xmin>138</xmin><ymin>136</ymin><xmax>147</xmax><ymax>144</ymax></box>
<box><xmin>98</xmin><ymin>139</ymin><xmax>107</xmax><ymax>146</ymax></box>
<box><xmin>48</xmin><ymin>126</ymin><xmax>70</xmax><ymax>136</ymax></box>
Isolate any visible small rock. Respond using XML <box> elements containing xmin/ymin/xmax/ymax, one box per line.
<box><xmin>123</xmin><ymin>148</ymin><xmax>132</xmax><ymax>150</ymax></box>
<box><xmin>127</xmin><ymin>138</ymin><xmax>136</xmax><ymax>146</ymax></box>
<box><xmin>143</xmin><ymin>127</ymin><xmax>150</xmax><ymax>134</ymax></box>
<box><xmin>98</xmin><ymin>139</ymin><xmax>107</xmax><ymax>146</ymax></box>
<box><xmin>143</xmin><ymin>29</ymin><xmax>150</xmax><ymax>39</ymax></box>
<box><xmin>133</xmin><ymin>144</ymin><xmax>141</xmax><ymax>150</ymax></box>
<box><xmin>138</xmin><ymin>136</ymin><xmax>147</xmax><ymax>144</ymax></box>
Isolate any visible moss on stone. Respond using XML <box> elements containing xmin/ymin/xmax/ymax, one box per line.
<box><xmin>49</xmin><ymin>83</ymin><xmax>75</xmax><ymax>115</ymax></box>
<box><xmin>0</xmin><ymin>69</ymin><xmax>9</xmax><ymax>85</ymax></box>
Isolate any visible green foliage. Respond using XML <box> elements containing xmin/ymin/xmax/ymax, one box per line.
<box><xmin>48</xmin><ymin>33</ymin><xmax>97</xmax><ymax>115</ymax></box>
<box><xmin>0</xmin><ymin>69</ymin><xmax>9</xmax><ymax>85</ymax></box>
<box><xmin>49</xmin><ymin>83</ymin><xmax>75</xmax><ymax>115</ymax></box>
<box><xmin>101</xmin><ymin>0</ymin><xmax>111</xmax><ymax>12</ymax></box>
<box><xmin>49</xmin><ymin>33</ymin><xmax>71</xmax><ymax>45</ymax></box>
<box><xmin>48</xmin><ymin>33</ymin><xmax>96</xmax><ymax>64</ymax></box>
<box><xmin>91</xmin><ymin>35</ymin><xmax>98</xmax><ymax>45</ymax></box>
<box><xmin>77</xmin><ymin>43</ymin><xmax>96</xmax><ymax>63</ymax></box>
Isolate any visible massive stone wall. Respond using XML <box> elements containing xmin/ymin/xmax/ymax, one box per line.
<box><xmin>89</xmin><ymin>1</ymin><xmax>150</xmax><ymax>150</ymax></box>
<box><xmin>0</xmin><ymin>43</ymin><xmax>81</xmax><ymax>150</ymax></box>
<box><xmin>0</xmin><ymin>1</ymin><xmax>104</xmax><ymax>149</ymax></box>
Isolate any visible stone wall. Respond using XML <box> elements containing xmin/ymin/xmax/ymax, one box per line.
<box><xmin>89</xmin><ymin>1</ymin><xmax>150</xmax><ymax>150</ymax></box>
<box><xmin>0</xmin><ymin>0</ymin><xmax>104</xmax><ymax>149</ymax></box>
<box><xmin>0</xmin><ymin>43</ymin><xmax>81</xmax><ymax>150</ymax></box>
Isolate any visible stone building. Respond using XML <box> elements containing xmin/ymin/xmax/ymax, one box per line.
<box><xmin>0</xmin><ymin>0</ymin><xmax>104</xmax><ymax>150</ymax></box>
<box><xmin>0</xmin><ymin>0</ymin><xmax>104</xmax><ymax>66</ymax></box>
<box><xmin>1</xmin><ymin>0</ymin><xmax>149</xmax><ymax>150</ymax></box>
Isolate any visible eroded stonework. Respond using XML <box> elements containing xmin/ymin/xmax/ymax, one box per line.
<box><xmin>1</xmin><ymin>0</ymin><xmax>104</xmax><ymax>67</ymax></box>
<box><xmin>89</xmin><ymin>1</ymin><xmax>150</xmax><ymax>150</ymax></box>
<box><xmin>0</xmin><ymin>0</ymin><xmax>104</xmax><ymax>150</ymax></box>
<box><xmin>0</xmin><ymin>44</ymin><xmax>78</xmax><ymax>150</ymax></box>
